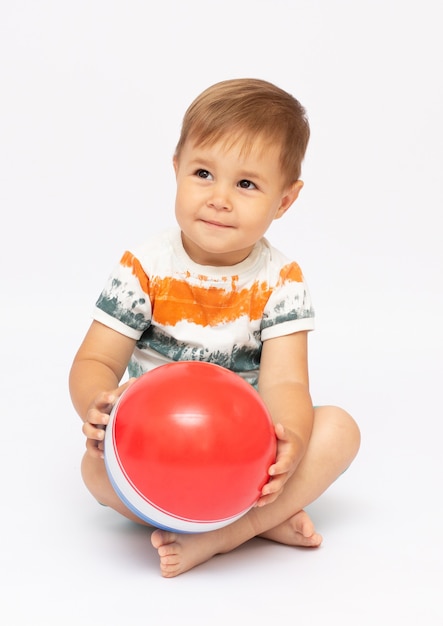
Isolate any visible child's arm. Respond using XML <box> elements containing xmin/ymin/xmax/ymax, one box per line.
<box><xmin>257</xmin><ymin>330</ymin><xmax>314</xmax><ymax>506</ymax></box>
<box><xmin>69</xmin><ymin>320</ymin><xmax>137</xmax><ymax>457</ymax></box>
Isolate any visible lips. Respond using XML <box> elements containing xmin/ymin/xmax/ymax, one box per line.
<box><xmin>200</xmin><ymin>219</ymin><xmax>233</xmax><ymax>228</ymax></box>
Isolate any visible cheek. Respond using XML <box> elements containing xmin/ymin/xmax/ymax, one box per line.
<box><xmin>174</xmin><ymin>185</ymin><xmax>188</xmax><ymax>212</ymax></box>
<box><xmin>176</xmin><ymin>180</ymin><xmax>197</xmax><ymax>206</ymax></box>
<box><xmin>246</xmin><ymin>208</ymin><xmax>276</xmax><ymax>232</ymax></box>
<box><xmin>174</xmin><ymin>193</ymin><xmax>185</xmax><ymax>223</ymax></box>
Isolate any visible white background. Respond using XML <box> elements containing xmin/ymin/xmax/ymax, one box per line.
<box><xmin>1</xmin><ymin>1</ymin><xmax>442</xmax><ymax>624</ymax></box>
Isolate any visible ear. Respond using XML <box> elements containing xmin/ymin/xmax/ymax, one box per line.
<box><xmin>173</xmin><ymin>155</ymin><xmax>179</xmax><ymax>176</ymax></box>
<box><xmin>275</xmin><ymin>180</ymin><xmax>304</xmax><ymax>220</ymax></box>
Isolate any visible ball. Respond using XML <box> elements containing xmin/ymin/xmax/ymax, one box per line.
<box><xmin>104</xmin><ymin>361</ymin><xmax>276</xmax><ymax>533</ymax></box>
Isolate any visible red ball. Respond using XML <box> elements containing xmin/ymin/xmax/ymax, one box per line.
<box><xmin>104</xmin><ymin>361</ymin><xmax>276</xmax><ymax>532</ymax></box>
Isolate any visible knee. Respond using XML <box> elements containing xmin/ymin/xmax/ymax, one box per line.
<box><xmin>335</xmin><ymin>406</ymin><xmax>361</xmax><ymax>460</ymax></box>
<box><xmin>316</xmin><ymin>405</ymin><xmax>361</xmax><ymax>462</ymax></box>
<box><xmin>81</xmin><ymin>453</ymin><xmax>111</xmax><ymax>504</ymax></box>
<box><xmin>80</xmin><ymin>453</ymin><xmax>150</xmax><ymax>524</ymax></box>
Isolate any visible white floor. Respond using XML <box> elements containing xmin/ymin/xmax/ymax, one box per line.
<box><xmin>1</xmin><ymin>1</ymin><xmax>442</xmax><ymax>624</ymax></box>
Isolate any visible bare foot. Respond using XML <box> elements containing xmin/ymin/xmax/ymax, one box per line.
<box><xmin>150</xmin><ymin>528</ymin><xmax>223</xmax><ymax>578</ymax></box>
<box><xmin>259</xmin><ymin>509</ymin><xmax>322</xmax><ymax>547</ymax></box>
<box><xmin>150</xmin><ymin>510</ymin><xmax>321</xmax><ymax>577</ymax></box>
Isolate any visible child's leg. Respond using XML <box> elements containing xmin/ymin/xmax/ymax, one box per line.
<box><xmin>151</xmin><ymin>405</ymin><xmax>360</xmax><ymax>577</ymax></box>
<box><xmin>81</xmin><ymin>454</ymin><xmax>151</xmax><ymax>525</ymax></box>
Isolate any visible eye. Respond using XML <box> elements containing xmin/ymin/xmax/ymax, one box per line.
<box><xmin>195</xmin><ymin>169</ymin><xmax>213</xmax><ymax>180</ymax></box>
<box><xmin>238</xmin><ymin>179</ymin><xmax>256</xmax><ymax>190</ymax></box>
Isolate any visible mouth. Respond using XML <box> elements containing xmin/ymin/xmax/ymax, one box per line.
<box><xmin>200</xmin><ymin>219</ymin><xmax>234</xmax><ymax>229</ymax></box>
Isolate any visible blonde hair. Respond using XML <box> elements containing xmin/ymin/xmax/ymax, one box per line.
<box><xmin>175</xmin><ymin>78</ymin><xmax>310</xmax><ymax>185</ymax></box>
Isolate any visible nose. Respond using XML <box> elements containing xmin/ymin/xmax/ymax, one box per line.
<box><xmin>207</xmin><ymin>183</ymin><xmax>232</xmax><ymax>211</ymax></box>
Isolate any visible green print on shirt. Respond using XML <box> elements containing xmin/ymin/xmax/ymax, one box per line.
<box><xmin>261</xmin><ymin>296</ymin><xmax>314</xmax><ymax>331</ymax></box>
<box><xmin>96</xmin><ymin>293</ymin><xmax>149</xmax><ymax>332</ymax></box>
<box><xmin>136</xmin><ymin>326</ymin><xmax>261</xmax><ymax>375</ymax></box>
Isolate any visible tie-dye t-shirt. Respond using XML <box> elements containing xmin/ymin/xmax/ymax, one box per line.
<box><xmin>94</xmin><ymin>228</ymin><xmax>315</xmax><ymax>388</ymax></box>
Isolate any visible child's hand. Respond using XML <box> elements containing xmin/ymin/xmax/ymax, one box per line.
<box><xmin>81</xmin><ymin>379</ymin><xmax>135</xmax><ymax>459</ymax></box>
<box><xmin>256</xmin><ymin>423</ymin><xmax>303</xmax><ymax>507</ymax></box>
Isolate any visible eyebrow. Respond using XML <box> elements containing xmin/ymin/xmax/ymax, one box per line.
<box><xmin>237</xmin><ymin>169</ymin><xmax>264</xmax><ymax>181</ymax></box>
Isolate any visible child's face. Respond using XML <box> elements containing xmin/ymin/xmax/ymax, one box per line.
<box><xmin>173</xmin><ymin>136</ymin><xmax>302</xmax><ymax>266</ymax></box>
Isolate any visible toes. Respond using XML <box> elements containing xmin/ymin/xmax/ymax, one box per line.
<box><xmin>292</xmin><ymin>510</ymin><xmax>315</xmax><ymax>537</ymax></box>
<box><xmin>150</xmin><ymin>529</ymin><xmax>163</xmax><ymax>548</ymax></box>
<box><xmin>150</xmin><ymin>529</ymin><xmax>177</xmax><ymax>549</ymax></box>
<box><xmin>151</xmin><ymin>529</ymin><xmax>184</xmax><ymax>576</ymax></box>
<box><xmin>161</xmin><ymin>565</ymin><xmax>181</xmax><ymax>578</ymax></box>
<box><xmin>298</xmin><ymin>532</ymin><xmax>323</xmax><ymax>548</ymax></box>
<box><xmin>159</xmin><ymin>552</ymin><xmax>180</xmax><ymax>567</ymax></box>
<box><xmin>159</xmin><ymin>554</ymin><xmax>183</xmax><ymax>578</ymax></box>
<box><xmin>290</xmin><ymin>511</ymin><xmax>323</xmax><ymax>547</ymax></box>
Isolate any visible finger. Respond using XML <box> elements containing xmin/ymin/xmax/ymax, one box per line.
<box><xmin>274</xmin><ymin>422</ymin><xmax>286</xmax><ymax>440</ymax></box>
<box><xmin>256</xmin><ymin>488</ymin><xmax>282</xmax><ymax>507</ymax></box>
<box><xmin>261</xmin><ymin>473</ymin><xmax>286</xmax><ymax>497</ymax></box>
<box><xmin>85</xmin><ymin>437</ymin><xmax>105</xmax><ymax>459</ymax></box>
<box><xmin>269</xmin><ymin>457</ymin><xmax>293</xmax><ymax>477</ymax></box>
<box><xmin>82</xmin><ymin>420</ymin><xmax>107</xmax><ymax>442</ymax></box>
<box><xmin>86</xmin><ymin>406</ymin><xmax>110</xmax><ymax>428</ymax></box>
<box><xmin>118</xmin><ymin>377</ymin><xmax>136</xmax><ymax>393</ymax></box>
<box><xmin>94</xmin><ymin>391</ymin><xmax>117</xmax><ymax>412</ymax></box>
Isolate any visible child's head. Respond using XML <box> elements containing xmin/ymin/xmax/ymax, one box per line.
<box><xmin>175</xmin><ymin>78</ymin><xmax>310</xmax><ymax>186</ymax></box>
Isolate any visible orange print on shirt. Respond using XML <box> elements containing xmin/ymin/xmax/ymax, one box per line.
<box><xmin>120</xmin><ymin>251</ymin><xmax>150</xmax><ymax>294</ymax></box>
<box><xmin>150</xmin><ymin>276</ymin><xmax>273</xmax><ymax>326</ymax></box>
<box><xmin>121</xmin><ymin>250</ymin><xmax>303</xmax><ymax>327</ymax></box>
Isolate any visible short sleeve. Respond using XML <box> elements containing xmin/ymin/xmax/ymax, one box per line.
<box><xmin>260</xmin><ymin>262</ymin><xmax>315</xmax><ymax>341</ymax></box>
<box><xmin>93</xmin><ymin>250</ymin><xmax>152</xmax><ymax>340</ymax></box>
